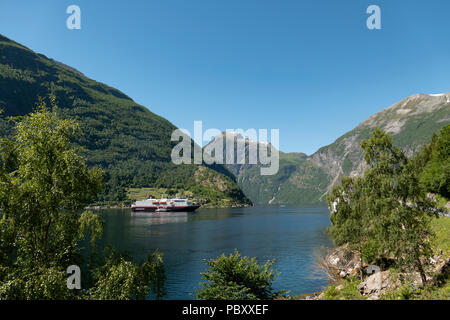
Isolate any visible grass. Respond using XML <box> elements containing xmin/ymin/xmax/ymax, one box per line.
<box><xmin>319</xmin><ymin>277</ymin><xmax>365</xmax><ymax>300</ymax></box>
<box><xmin>418</xmin><ymin>281</ymin><xmax>450</xmax><ymax>300</ymax></box>
<box><xmin>375</xmin><ymin>217</ymin><xmax>450</xmax><ymax>300</ymax></box>
<box><xmin>431</xmin><ymin>216</ymin><xmax>450</xmax><ymax>258</ymax></box>
<box><xmin>315</xmin><ymin>217</ymin><xmax>450</xmax><ymax>300</ymax></box>
<box><xmin>435</xmin><ymin>194</ymin><xmax>449</xmax><ymax>211</ymax></box>
<box><xmin>381</xmin><ymin>281</ymin><xmax>450</xmax><ymax>300</ymax></box>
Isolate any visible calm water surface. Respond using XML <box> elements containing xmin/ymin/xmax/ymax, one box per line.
<box><xmin>98</xmin><ymin>206</ymin><xmax>333</xmax><ymax>299</ymax></box>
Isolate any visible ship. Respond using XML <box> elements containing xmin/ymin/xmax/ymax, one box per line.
<box><xmin>131</xmin><ymin>197</ymin><xmax>201</xmax><ymax>212</ymax></box>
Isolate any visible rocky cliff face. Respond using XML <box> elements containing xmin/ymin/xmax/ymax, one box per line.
<box><xmin>310</xmin><ymin>93</ymin><xmax>450</xmax><ymax>192</ymax></box>
<box><xmin>222</xmin><ymin>93</ymin><xmax>450</xmax><ymax>205</ymax></box>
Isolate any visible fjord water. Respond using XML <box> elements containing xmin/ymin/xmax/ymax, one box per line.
<box><xmin>98</xmin><ymin>206</ymin><xmax>333</xmax><ymax>299</ymax></box>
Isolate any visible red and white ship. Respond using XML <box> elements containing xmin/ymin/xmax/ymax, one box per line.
<box><xmin>131</xmin><ymin>197</ymin><xmax>200</xmax><ymax>212</ymax></box>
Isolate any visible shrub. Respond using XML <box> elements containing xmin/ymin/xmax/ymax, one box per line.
<box><xmin>195</xmin><ymin>250</ymin><xmax>285</xmax><ymax>300</ymax></box>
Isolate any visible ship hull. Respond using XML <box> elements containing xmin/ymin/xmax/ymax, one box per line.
<box><xmin>131</xmin><ymin>205</ymin><xmax>200</xmax><ymax>212</ymax></box>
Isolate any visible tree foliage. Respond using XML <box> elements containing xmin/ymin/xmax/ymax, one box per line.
<box><xmin>0</xmin><ymin>34</ymin><xmax>251</xmax><ymax>207</ymax></box>
<box><xmin>327</xmin><ymin>128</ymin><xmax>442</xmax><ymax>284</ymax></box>
<box><xmin>420</xmin><ymin>125</ymin><xmax>450</xmax><ymax>198</ymax></box>
<box><xmin>89</xmin><ymin>248</ymin><xmax>166</xmax><ymax>300</ymax></box>
<box><xmin>0</xmin><ymin>102</ymin><xmax>166</xmax><ymax>299</ymax></box>
<box><xmin>195</xmin><ymin>250</ymin><xmax>285</xmax><ymax>300</ymax></box>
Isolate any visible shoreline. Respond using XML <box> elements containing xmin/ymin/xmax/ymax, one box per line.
<box><xmin>85</xmin><ymin>203</ymin><xmax>254</xmax><ymax>210</ymax></box>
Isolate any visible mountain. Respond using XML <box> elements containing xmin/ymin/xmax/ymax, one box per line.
<box><xmin>221</xmin><ymin>93</ymin><xmax>450</xmax><ymax>205</ymax></box>
<box><xmin>0</xmin><ymin>34</ymin><xmax>251</xmax><ymax>207</ymax></box>
<box><xmin>2</xmin><ymin>34</ymin><xmax>447</xmax><ymax>207</ymax></box>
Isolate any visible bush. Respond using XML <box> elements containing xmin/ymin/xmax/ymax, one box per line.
<box><xmin>320</xmin><ymin>277</ymin><xmax>363</xmax><ymax>300</ymax></box>
<box><xmin>195</xmin><ymin>250</ymin><xmax>285</xmax><ymax>300</ymax></box>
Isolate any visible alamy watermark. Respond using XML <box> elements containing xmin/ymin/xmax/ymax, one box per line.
<box><xmin>67</xmin><ymin>265</ymin><xmax>81</xmax><ymax>289</ymax></box>
<box><xmin>66</xmin><ymin>5</ymin><xmax>81</xmax><ymax>30</ymax></box>
<box><xmin>171</xmin><ymin>121</ymin><xmax>280</xmax><ymax>176</ymax></box>
<box><xmin>65</xmin><ymin>5</ymin><xmax>381</xmax><ymax>31</ymax></box>
<box><xmin>367</xmin><ymin>5</ymin><xmax>381</xmax><ymax>30</ymax></box>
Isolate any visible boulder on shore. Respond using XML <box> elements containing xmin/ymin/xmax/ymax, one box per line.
<box><xmin>324</xmin><ymin>244</ymin><xmax>362</xmax><ymax>279</ymax></box>
<box><xmin>357</xmin><ymin>270</ymin><xmax>394</xmax><ymax>296</ymax></box>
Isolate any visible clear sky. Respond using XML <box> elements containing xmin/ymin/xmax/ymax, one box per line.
<box><xmin>1</xmin><ymin>0</ymin><xmax>450</xmax><ymax>154</ymax></box>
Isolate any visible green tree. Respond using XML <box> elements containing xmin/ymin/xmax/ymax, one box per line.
<box><xmin>327</xmin><ymin>128</ymin><xmax>439</xmax><ymax>285</ymax></box>
<box><xmin>0</xmin><ymin>101</ymin><xmax>166</xmax><ymax>299</ymax></box>
<box><xmin>420</xmin><ymin>125</ymin><xmax>450</xmax><ymax>198</ymax></box>
<box><xmin>89</xmin><ymin>249</ymin><xmax>166</xmax><ymax>300</ymax></box>
<box><xmin>327</xmin><ymin>176</ymin><xmax>372</xmax><ymax>279</ymax></box>
<box><xmin>195</xmin><ymin>250</ymin><xmax>285</xmax><ymax>300</ymax></box>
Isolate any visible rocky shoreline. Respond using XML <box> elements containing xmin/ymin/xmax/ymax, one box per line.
<box><xmin>299</xmin><ymin>243</ymin><xmax>450</xmax><ymax>300</ymax></box>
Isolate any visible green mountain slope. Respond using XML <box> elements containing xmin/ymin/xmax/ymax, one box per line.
<box><xmin>0</xmin><ymin>34</ymin><xmax>251</xmax><ymax>207</ymax></box>
<box><xmin>225</xmin><ymin>94</ymin><xmax>450</xmax><ymax>205</ymax></box>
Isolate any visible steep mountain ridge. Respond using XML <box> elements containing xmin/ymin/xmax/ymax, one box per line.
<box><xmin>222</xmin><ymin>93</ymin><xmax>450</xmax><ymax>205</ymax></box>
<box><xmin>0</xmin><ymin>34</ymin><xmax>251</xmax><ymax>206</ymax></box>
<box><xmin>311</xmin><ymin>93</ymin><xmax>450</xmax><ymax>186</ymax></box>
<box><xmin>205</xmin><ymin>131</ymin><xmax>324</xmax><ymax>204</ymax></box>
<box><xmin>1</xmin><ymin>34</ymin><xmax>447</xmax><ymax>206</ymax></box>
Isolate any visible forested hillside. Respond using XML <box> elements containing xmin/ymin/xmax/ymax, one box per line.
<box><xmin>223</xmin><ymin>94</ymin><xmax>450</xmax><ymax>205</ymax></box>
<box><xmin>0</xmin><ymin>34</ymin><xmax>251</xmax><ymax>207</ymax></box>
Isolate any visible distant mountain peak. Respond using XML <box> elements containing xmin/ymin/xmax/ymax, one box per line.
<box><xmin>226</xmin><ymin>92</ymin><xmax>450</xmax><ymax>205</ymax></box>
<box><xmin>211</xmin><ymin>131</ymin><xmax>273</xmax><ymax>148</ymax></box>
<box><xmin>360</xmin><ymin>92</ymin><xmax>450</xmax><ymax>133</ymax></box>
<box><xmin>221</xmin><ymin>131</ymin><xmax>244</xmax><ymax>140</ymax></box>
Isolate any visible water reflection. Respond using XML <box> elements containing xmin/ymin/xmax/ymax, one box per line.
<box><xmin>130</xmin><ymin>212</ymin><xmax>188</xmax><ymax>226</ymax></box>
<box><xmin>98</xmin><ymin>206</ymin><xmax>333</xmax><ymax>299</ymax></box>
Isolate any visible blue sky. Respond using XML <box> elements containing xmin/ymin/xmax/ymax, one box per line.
<box><xmin>1</xmin><ymin>0</ymin><xmax>450</xmax><ymax>154</ymax></box>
